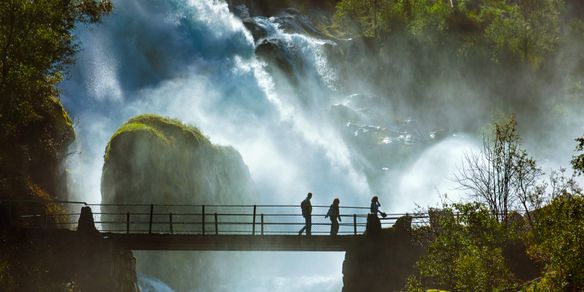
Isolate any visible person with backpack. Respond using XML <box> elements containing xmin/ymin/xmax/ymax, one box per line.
<box><xmin>298</xmin><ymin>192</ymin><xmax>312</xmax><ymax>235</ymax></box>
<box><xmin>325</xmin><ymin>198</ymin><xmax>341</xmax><ymax>236</ymax></box>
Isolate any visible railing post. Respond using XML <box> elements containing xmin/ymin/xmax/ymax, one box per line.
<box><xmin>214</xmin><ymin>212</ymin><xmax>218</xmax><ymax>235</ymax></box>
<box><xmin>353</xmin><ymin>214</ymin><xmax>357</xmax><ymax>235</ymax></box>
<box><xmin>261</xmin><ymin>214</ymin><xmax>264</xmax><ymax>235</ymax></box>
<box><xmin>149</xmin><ymin>204</ymin><xmax>154</xmax><ymax>234</ymax></box>
<box><xmin>252</xmin><ymin>205</ymin><xmax>257</xmax><ymax>235</ymax></box>
<box><xmin>202</xmin><ymin>205</ymin><xmax>205</xmax><ymax>235</ymax></box>
<box><xmin>169</xmin><ymin>213</ymin><xmax>173</xmax><ymax>234</ymax></box>
<box><xmin>126</xmin><ymin>212</ymin><xmax>130</xmax><ymax>234</ymax></box>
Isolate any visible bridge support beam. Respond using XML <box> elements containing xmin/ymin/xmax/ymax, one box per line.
<box><xmin>342</xmin><ymin>216</ymin><xmax>421</xmax><ymax>292</ymax></box>
<box><xmin>107</xmin><ymin>234</ymin><xmax>360</xmax><ymax>252</ymax></box>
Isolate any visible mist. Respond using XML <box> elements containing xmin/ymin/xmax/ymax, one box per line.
<box><xmin>59</xmin><ymin>0</ymin><xmax>583</xmax><ymax>290</ymax></box>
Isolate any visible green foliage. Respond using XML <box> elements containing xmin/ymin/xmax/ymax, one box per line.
<box><xmin>411</xmin><ymin>134</ymin><xmax>584</xmax><ymax>291</ymax></box>
<box><xmin>333</xmin><ymin>0</ymin><xmax>563</xmax><ymax>66</ymax></box>
<box><xmin>528</xmin><ymin>194</ymin><xmax>584</xmax><ymax>290</ymax></box>
<box><xmin>407</xmin><ymin>0</ymin><xmax>453</xmax><ymax>41</ymax></box>
<box><xmin>414</xmin><ymin>203</ymin><xmax>515</xmax><ymax>291</ymax></box>
<box><xmin>0</xmin><ymin>0</ymin><xmax>112</xmax><ymax>128</ymax></box>
<box><xmin>0</xmin><ymin>0</ymin><xmax>111</xmax><ymax>199</ymax></box>
<box><xmin>483</xmin><ymin>0</ymin><xmax>561</xmax><ymax>67</ymax></box>
<box><xmin>405</xmin><ymin>275</ymin><xmax>424</xmax><ymax>292</ymax></box>
<box><xmin>333</xmin><ymin>0</ymin><xmax>374</xmax><ymax>37</ymax></box>
<box><xmin>572</xmin><ymin>136</ymin><xmax>584</xmax><ymax>175</ymax></box>
<box><xmin>104</xmin><ymin>114</ymin><xmax>210</xmax><ymax>162</ymax></box>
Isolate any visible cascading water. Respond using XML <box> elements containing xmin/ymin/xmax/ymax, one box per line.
<box><xmin>60</xmin><ymin>0</ymin><xmax>478</xmax><ymax>290</ymax></box>
<box><xmin>60</xmin><ymin>0</ymin><xmax>360</xmax><ymax>291</ymax></box>
<box><xmin>63</xmin><ymin>0</ymin><xmax>369</xmax><ymax>209</ymax></box>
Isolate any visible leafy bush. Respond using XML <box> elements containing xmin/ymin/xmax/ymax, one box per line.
<box><xmin>414</xmin><ymin>203</ymin><xmax>515</xmax><ymax>291</ymax></box>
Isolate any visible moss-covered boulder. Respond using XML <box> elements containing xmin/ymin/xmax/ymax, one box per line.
<box><xmin>101</xmin><ymin>114</ymin><xmax>255</xmax><ymax>208</ymax></box>
<box><xmin>101</xmin><ymin>114</ymin><xmax>256</xmax><ymax>290</ymax></box>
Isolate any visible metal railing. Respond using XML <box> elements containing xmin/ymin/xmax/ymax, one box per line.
<box><xmin>0</xmin><ymin>200</ymin><xmax>427</xmax><ymax>235</ymax></box>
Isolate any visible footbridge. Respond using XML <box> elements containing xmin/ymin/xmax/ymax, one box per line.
<box><xmin>0</xmin><ymin>200</ymin><xmax>426</xmax><ymax>251</ymax></box>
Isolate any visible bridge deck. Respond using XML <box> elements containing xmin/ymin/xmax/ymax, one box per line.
<box><xmin>106</xmin><ymin>233</ymin><xmax>362</xmax><ymax>251</ymax></box>
<box><xmin>3</xmin><ymin>200</ymin><xmax>419</xmax><ymax>252</ymax></box>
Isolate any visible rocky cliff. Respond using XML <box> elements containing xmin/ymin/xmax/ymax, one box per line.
<box><xmin>0</xmin><ymin>96</ymin><xmax>75</xmax><ymax>225</ymax></box>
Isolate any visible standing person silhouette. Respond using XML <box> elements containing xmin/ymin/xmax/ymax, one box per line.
<box><xmin>367</xmin><ymin>195</ymin><xmax>386</xmax><ymax>235</ymax></box>
<box><xmin>325</xmin><ymin>198</ymin><xmax>341</xmax><ymax>236</ymax></box>
<box><xmin>370</xmin><ymin>196</ymin><xmax>386</xmax><ymax>218</ymax></box>
<box><xmin>298</xmin><ymin>192</ymin><xmax>312</xmax><ymax>235</ymax></box>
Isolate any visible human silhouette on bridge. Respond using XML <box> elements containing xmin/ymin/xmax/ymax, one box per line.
<box><xmin>325</xmin><ymin>198</ymin><xmax>341</xmax><ymax>236</ymax></box>
<box><xmin>370</xmin><ymin>196</ymin><xmax>386</xmax><ymax>218</ymax></box>
<box><xmin>367</xmin><ymin>195</ymin><xmax>386</xmax><ymax>235</ymax></box>
<box><xmin>298</xmin><ymin>192</ymin><xmax>312</xmax><ymax>235</ymax></box>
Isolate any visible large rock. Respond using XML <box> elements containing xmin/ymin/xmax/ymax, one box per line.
<box><xmin>102</xmin><ymin>114</ymin><xmax>255</xmax><ymax>209</ymax></box>
<box><xmin>101</xmin><ymin>114</ymin><xmax>256</xmax><ymax>291</ymax></box>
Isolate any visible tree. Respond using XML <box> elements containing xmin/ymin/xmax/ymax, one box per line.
<box><xmin>456</xmin><ymin>117</ymin><xmax>543</xmax><ymax>224</ymax></box>
<box><xmin>333</xmin><ymin>0</ymin><xmax>383</xmax><ymax>37</ymax></box>
<box><xmin>0</xmin><ymin>0</ymin><xmax>111</xmax><ymax>199</ymax></box>
<box><xmin>412</xmin><ymin>203</ymin><xmax>515</xmax><ymax>291</ymax></box>
<box><xmin>572</xmin><ymin>136</ymin><xmax>584</xmax><ymax>175</ymax></box>
<box><xmin>528</xmin><ymin>194</ymin><xmax>584</xmax><ymax>290</ymax></box>
<box><xmin>483</xmin><ymin>0</ymin><xmax>561</xmax><ymax>67</ymax></box>
<box><xmin>0</xmin><ymin>0</ymin><xmax>112</xmax><ymax>130</ymax></box>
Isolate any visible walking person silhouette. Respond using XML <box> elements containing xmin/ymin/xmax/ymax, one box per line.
<box><xmin>325</xmin><ymin>198</ymin><xmax>341</xmax><ymax>236</ymax></box>
<box><xmin>298</xmin><ymin>192</ymin><xmax>312</xmax><ymax>235</ymax></box>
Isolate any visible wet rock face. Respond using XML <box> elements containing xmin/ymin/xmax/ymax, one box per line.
<box><xmin>239</xmin><ymin>6</ymin><xmax>335</xmax><ymax>43</ymax></box>
<box><xmin>101</xmin><ymin>114</ymin><xmax>255</xmax><ymax>211</ymax></box>
<box><xmin>269</xmin><ymin>8</ymin><xmax>330</xmax><ymax>39</ymax></box>
<box><xmin>100</xmin><ymin>114</ymin><xmax>256</xmax><ymax>291</ymax></box>
<box><xmin>234</xmin><ymin>2</ymin><xmax>342</xmax><ymax>86</ymax></box>
<box><xmin>242</xmin><ymin>17</ymin><xmax>269</xmax><ymax>40</ymax></box>
<box><xmin>256</xmin><ymin>38</ymin><xmax>297</xmax><ymax>76</ymax></box>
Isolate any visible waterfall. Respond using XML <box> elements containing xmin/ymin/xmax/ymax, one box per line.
<box><xmin>62</xmin><ymin>0</ymin><xmax>368</xmax><ymax>208</ymax></box>
<box><xmin>60</xmin><ymin>0</ymin><xmax>360</xmax><ymax>291</ymax></box>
